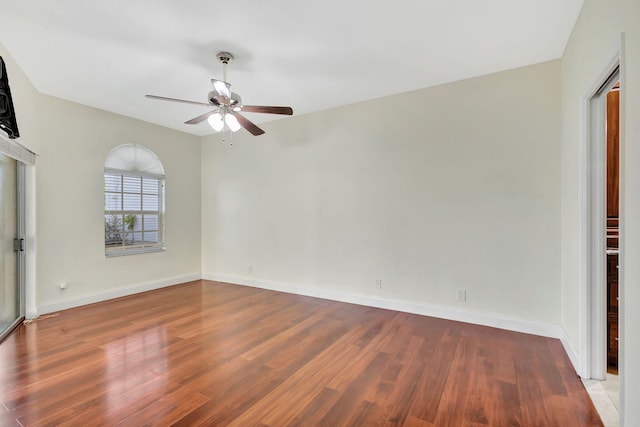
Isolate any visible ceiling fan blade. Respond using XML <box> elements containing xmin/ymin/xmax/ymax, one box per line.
<box><xmin>233</xmin><ymin>112</ymin><xmax>265</xmax><ymax>136</ymax></box>
<box><xmin>241</xmin><ymin>105</ymin><xmax>293</xmax><ymax>115</ymax></box>
<box><xmin>211</xmin><ymin>79</ymin><xmax>231</xmax><ymax>100</ymax></box>
<box><xmin>145</xmin><ymin>94</ymin><xmax>211</xmax><ymax>107</ymax></box>
<box><xmin>185</xmin><ymin>109</ymin><xmax>219</xmax><ymax>125</ymax></box>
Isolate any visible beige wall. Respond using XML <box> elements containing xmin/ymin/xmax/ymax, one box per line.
<box><xmin>201</xmin><ymin>60</ymin><xmax>562</xmax><ymax>326</ymax></box>
<box><xmin>1</xmin><ymin>42</ymin><xmax>202</xmax><ymax>312</ymax></box>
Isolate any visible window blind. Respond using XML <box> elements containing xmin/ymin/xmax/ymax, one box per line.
<box><xmin>104</xmin><ymin>169</ymin><xmax>165</xmax><ymax>255</ymax></box>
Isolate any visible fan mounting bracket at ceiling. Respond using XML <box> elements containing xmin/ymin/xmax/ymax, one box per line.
<box><xmin>216</xmin><ymin>52</ymin><xmax>234</xmax><ymax>65</ymax></box>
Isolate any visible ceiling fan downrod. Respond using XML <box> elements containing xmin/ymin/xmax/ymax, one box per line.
<box><xmin>216</xmin><ymin>52</ymin><xmax>233</xmax><ymax>82</ymax></box>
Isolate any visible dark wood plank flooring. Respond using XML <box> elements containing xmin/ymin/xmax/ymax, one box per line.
<box><xmin>0</xmin><ymin>280</ymin><xmax>602</xmax><ymax>426</ymax></box>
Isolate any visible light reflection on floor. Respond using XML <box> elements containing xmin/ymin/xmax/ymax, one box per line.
<box><xmin>104</xmin><ymin>326</ymin><xmax>169</xmax><ymax>416</ymax></box>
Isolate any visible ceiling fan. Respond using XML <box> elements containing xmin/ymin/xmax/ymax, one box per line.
<box><xmin>145</xmin><ymin>52</ymin><xmax>293</xmax><ymax>136</ymax></box>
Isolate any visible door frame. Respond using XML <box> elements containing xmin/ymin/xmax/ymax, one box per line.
<box><xmin>579</xmin><ymin>50</ymin><xmax>620</xmax><ymax>381</ymax></box>
<box><xmin>17</xmin><ymin>162</ymin><xmax>26</xmax><ymax>318</ymax></box>
<box><xmin>0</xmin><ymin>157</ymin><xmax>26</xmax><ymax>342</ymax></box>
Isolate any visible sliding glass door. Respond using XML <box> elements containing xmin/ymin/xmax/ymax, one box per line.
<box><xmin>0</xmin><ymin>151</ymin><xmax>23</xmax><ymax>340</ymax></box>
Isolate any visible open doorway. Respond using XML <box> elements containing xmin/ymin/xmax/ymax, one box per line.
<box><xmin>584</xmin><ymin>64</ymin><xmax>620</xmax><ymax>380</ymax></box>
<box><xmin>582</xmin><ymin>63</ymin><xmax>621</xmax><ymax>424</ymax></box>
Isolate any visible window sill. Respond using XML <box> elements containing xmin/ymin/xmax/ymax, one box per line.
<box><xmin>105</xmin><ymin>246</ymin><xmax>166</xmax><ymax>258</ymax></box>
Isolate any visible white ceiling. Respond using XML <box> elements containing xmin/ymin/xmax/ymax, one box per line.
<box><xmin>0</xmin><ymin>0</ymin><xmax>583</xmax><ymax>136</ymax></box>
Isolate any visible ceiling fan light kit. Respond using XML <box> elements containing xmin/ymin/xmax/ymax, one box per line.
<box><xmin>224</xmin><ymin>113</ymin><xmax>241</xmax><ymax>132</ymax></box>
<box><xmin>145</xmin><ymin>51</ymin><xmax>293</xmax><ymax>137</ymax></box>
<box><xmin>207</xmin><ymin>113</ymin><xmax>224</xmax><ymax>131</ymax></box>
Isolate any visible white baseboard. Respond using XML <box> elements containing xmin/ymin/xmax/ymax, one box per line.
<box><xmin>203</xmin><ymin>273</ymin><xmax>566</xmax><ymax>340</ymax></box>
<box><xmin>34</xmin><ymin>271</ymin><xmax>583</xmax><ymax>376</ymax></box>
<box><xmin>37</xmin><ymin>273</ymin><xmax>202</xmax><ymax>315</ymax></box>
<box><xmin>560</xmin><ymin>327</ymin><xmax>583</xmax><ymax>376</ymax></box>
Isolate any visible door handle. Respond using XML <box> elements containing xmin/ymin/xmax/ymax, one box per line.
<box><xmin>13</xmin><ymin>238</ymin><xmax>25</xmax><ymax>252</ymax></box>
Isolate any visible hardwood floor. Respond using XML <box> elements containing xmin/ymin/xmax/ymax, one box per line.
<box><xmin>0</xmin><ymin>280</ymin><xmax>602</xmax><ymax>426</ymax></box>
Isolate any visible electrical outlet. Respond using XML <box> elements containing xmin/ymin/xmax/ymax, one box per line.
<box><xmin>248</xmin><ymin>265</ymin><xmax>253</xmax><ymax>274</ymax></box>
<box><xmin>59</xmin><ymin>283</ymin><xmax>67</xmax><ymax>291</ymax></box>
<box><xmin>456</xmin><ymin>288</ymin><xmax>466</xmax><ymax>302</ymax></box>
<box><xmin>376</xmin><ymin>279</ymin><xmax>382</xmax><ymax>289</ymax></box>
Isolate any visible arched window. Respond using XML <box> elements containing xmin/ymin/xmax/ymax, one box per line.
<box><xmin>104</xmin><ymin>144</ymin><xmax>165</xmax><ymax>256</ymax></box>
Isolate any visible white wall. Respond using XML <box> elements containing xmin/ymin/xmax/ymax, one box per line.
<box><xmin>561</xmin><ymin>0</ymin><xmax>640</xmax><ymax>423</ymax></box>
<box><xmin>1</xmin><ymin>42</ymin><xmax>202</xmax><ymax>313</ymax></box>
<box><xmin>559</xmin><ymin>0</ymin><xmax>622</xmax><ymax>361</ymax></box>
<box><xmin>620</xmin><ymin>0</ymin><xmax>640</xmax><ymax>423</ymax></box>
<box><xmin>6</xmin><ymin>10</ymin><xmax>639</xmax><ymax>421</ymax></box>
<box><xmin>202</xmin><ymin>60</ymin><xmax>562</xmax><ymax>327</ymax></box>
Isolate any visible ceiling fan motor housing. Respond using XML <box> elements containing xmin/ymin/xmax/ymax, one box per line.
<box><xmin>208</xmin><ymin>91</ymin><xmax>241</xmax><ymax>108</ymax></box>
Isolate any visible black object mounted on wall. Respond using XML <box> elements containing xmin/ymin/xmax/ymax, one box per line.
<box><xmin>0</xmin><ymin>56</ymin><xmax>20</xmax><ymax>139</ymax></box>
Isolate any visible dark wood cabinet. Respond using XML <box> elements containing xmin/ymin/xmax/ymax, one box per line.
<box><xmin>606</xmin><ymin>87</ymin><xmax>619</xmax><ymax>374</ymax></box>
<box><xmin>607</xmin><ymin>253</ymin><xmax>618</xmax><ymax>372</ymax></box>
<box><xmin>606</xmin><ymin>90</ymin><xmax>620</xmax><ymax>219</ymax></box>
